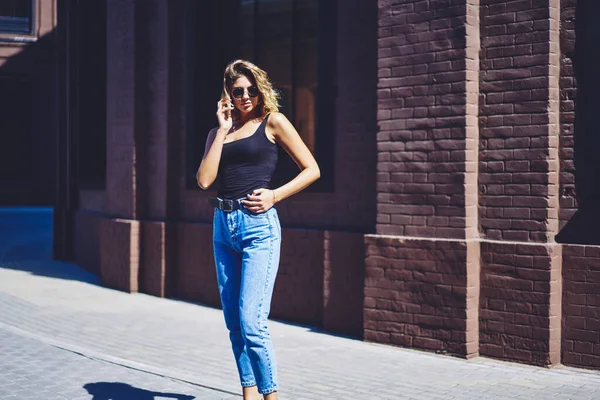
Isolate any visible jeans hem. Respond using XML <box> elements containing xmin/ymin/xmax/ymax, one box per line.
<box><xmin>258</xmin><ymin>386</ymin><xmax>278</xmax><ymax>395</ymax></box>
<box><xmin>241</xmin><ymin>381</ymin><xmax>257</xmax><ymax>388</ymax></box>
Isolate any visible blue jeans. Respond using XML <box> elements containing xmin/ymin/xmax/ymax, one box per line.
<box><xmin>213</xmin><ymin>204</ymin><xmax>281</xmax><ymax>395</ymax></box>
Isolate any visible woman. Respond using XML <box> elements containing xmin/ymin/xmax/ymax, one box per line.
<box><xmin>196</xmin><ymin>60</ymin><xmax>320</xmax><ymax>400</ymax></box>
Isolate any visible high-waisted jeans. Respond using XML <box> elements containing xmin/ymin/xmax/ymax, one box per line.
<box><xmin>213</xmin><ymin>204</ymin><xmax>281</xmax><ymax>395</ymax></box>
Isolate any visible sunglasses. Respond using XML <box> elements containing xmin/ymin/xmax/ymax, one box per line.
<box><xmin>231</xmin><ymin>86</ymin><xmax>259</xmax><ymax>99</ymax></box>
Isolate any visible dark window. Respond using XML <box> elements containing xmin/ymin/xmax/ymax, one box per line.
<box><xmin>0</xmin><ymin>0</ymin><xmax>34</xmax><ymax>34</ymax></box>
<box><xmin>186</xmin><ymin>0</ymin><xmax>335</xmax><ymax>191</ymax></box>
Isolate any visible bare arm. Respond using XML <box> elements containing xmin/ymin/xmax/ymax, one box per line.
<box><xmin>196</xmin><ymin>100</ymin><xmax>233</xmax><ymax>189</ymax></box>
<box><xmin>196</xmin><ymin>127</ymin><xmax>227</xmax><ymax>189</ymax></box>
<box><xmin>242</xmin><ymin>112</ymin><xmax>320</xmax><ymax>212</ymax></box>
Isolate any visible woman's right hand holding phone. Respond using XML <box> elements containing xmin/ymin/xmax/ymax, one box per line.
<box><xmin>216</xmin><ymin>100</ymin><xmax>234</xmax><ymax>132</ymax></box>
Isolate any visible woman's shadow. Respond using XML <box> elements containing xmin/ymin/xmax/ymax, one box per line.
<box><xmin>83</xmin><ymin>382</ymin><xmax>196</xmax><ymax>400</ymax></box>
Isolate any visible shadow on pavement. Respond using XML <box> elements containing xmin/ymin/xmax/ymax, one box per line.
<box><xmin>0</xmin><ymin>207</ymin><xmax>101</xmax><ymax>285</ymax></box>
<box><xmin>83</xmin><ymin>382</ymin><xmax>196</xmax><ymax>400</ymax></box>
<box><xmin>0</xmin><ymin>258</ymin><xmax>101</xmax><ymax>284</ymax></box>
<box><xmin>0</xmin><ymin>207</ymin><xmax>53</xmax><ymax>263</ymax></box>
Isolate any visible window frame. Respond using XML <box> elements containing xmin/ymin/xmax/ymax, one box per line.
<box><xmin>0</xmin><ymin>0</ymin><xmax>36</xmax><ymax>40</ymax></box>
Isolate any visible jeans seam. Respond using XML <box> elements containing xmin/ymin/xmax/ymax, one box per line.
<box><xmin>257</xmin><ymin>212</ymin><xmax>275</xmax><ymax>392</ymax></box>
<box><xmin>217</xmin><ymin>207</ymin><xmax>278</xmax><ymax>394</ymax></box>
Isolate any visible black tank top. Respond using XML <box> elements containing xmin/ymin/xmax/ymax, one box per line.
<box><xmin>217</xmin><ymin>115</ymin><xmax>278</xmax><ymax>200</ymax></box>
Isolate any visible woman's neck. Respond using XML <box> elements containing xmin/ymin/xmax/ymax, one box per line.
<box><xmin>235</xmin><ymin>109</ymin><xmax>260</xmax><ymax>126</ymax></box>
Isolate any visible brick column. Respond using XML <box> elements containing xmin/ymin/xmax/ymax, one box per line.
<box><xmin>367</xmin><ymin>0</ymin><xmax>480</xmax><ymax>358</ymax></box>
<box><xmin>478</xmin><ymin>0</ymin><xmax>562</xmax><ymax>366</ymax></box>
<box><xmin>102</xmin><ymin>1</ymin><xmax>184</xmax><ymax>295</ymax></box>
<box><xmin>134</xmin><ymin>1</ymin><xmax>173</xmax><ymax>298</ymax></box>
<box><xmin>106</xmin><ymin>0</ymin><xmax>137</xmax><ymax>219</ymax></box>
<box><xmin>377</xmin><ymin>1</ymin><xmax>479</xmax><ymax>241</ymax></box>
<box><xmin>479</xmin><ymin>0</ymin><xmax>560</xmax><ymax>243</ymax></box>
<box><xmin>102</xmin><ymin>0</ymin><xmax>140</xmax><ymax>292</ymax></box>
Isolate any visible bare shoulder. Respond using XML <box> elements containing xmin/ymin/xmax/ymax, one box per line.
<box><xmin>266</xmin><ymin>112</ymin><xmax>294</xmax><ymax>138</ymax></box>
<box><xmin>267</xmin><ymin>112</ymin><xmax>290</xmax><ymax>128</ymax></box>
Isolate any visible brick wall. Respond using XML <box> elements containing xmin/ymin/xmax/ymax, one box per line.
<box><xmin>377</xmin><ymin>0</ymin><xmax>479</xmax><ymax>239</ymax></box>
<box><xmin>99</xmin><ymin>218</ymin><xmax>140</xmax><ymax>293</ymax></box>
<box><xmin>106</xmin><ymin>0</ymin><xmax>137</xmax><ymax>219</ymax></box>
<box><xmin>478</xmin><ymin>0</ymin><xmax>560</xmax><ymax>243</ymax></box>
<box><xmin>73</xmin><ymin>211</ymin><xmax>102</xmax><ymax>275</ymax></box>
<box><xmin>480</xmin><ymin>242</ymin><xmax>561</xmax><ymax>366</ymax></box>
<box><xmin>139</xmin><ymin>221</ymin><xmax>167</xmax><ymax>298</ymax></box>
<box><xmin>134</xmin><ymin>0</ymin><xmax>170</xmax><ymax>221</ymax></box>
<box><xmin>175</xmin><ymin>223</ymin><xmax>220</xmax><ymax>308</ymax></box>
<box><xmin>323</xmin><ymin>232</ymin><xmax>365</xmax><ymax>338</ymax></box>
<box><xmin>563</xmin><ymin>245</ymin><xmax>600</xmax><ymax>369</ymax></box>
<box><xmin>364</xmin><ymin>236</ymin><xmax>478</xmax><ymax>357</ymax></box>
<box><xmin>271</xmin><ymin>230</ymin><xmax>324</xmax><ymax>326</ymax></box>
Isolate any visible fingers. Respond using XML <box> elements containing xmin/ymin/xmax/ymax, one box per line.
<box><xmin>241</xmin><ymin>189</ymin><xmax>273</xmax><ymax>213</ymax></box>
<box><xmin>217</xmin><ymin>100</ymin><xmax>233</xmax><ymax>111</ymax></box>
<box><xmin>241</xmin><ymin>200</ymin><xmax>260</xmax><ymax>207</ymax></box>
<box><xmin>241</xmin><ymin>201</ymin><xmax>263</xmax><ymax>213</ymax></box>
<box><xmin>216</xmin><ymin>102</ymin><xmax>228</xmax><ymax>117</ymax></box>
<box><xmin>216</xmin><ymin>101</ymin><xmax>234</xmax><ymax>125</ymax></box>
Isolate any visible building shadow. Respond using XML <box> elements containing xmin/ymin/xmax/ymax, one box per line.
<box><xmin>556</xmin><ymin>1</ymin><xmax>600</xmax><ymax>245</ymax></box>
<box><xmin>83</xmin><ymin>382</ymin><xmax>195</xmax><ymax>400</ymax></box>
<box><xmin>0</xmin><ymin>258</ymin><xmax>101</xmax><ymax>284</ymax></box>
<box><xmin>0</xmin><ymin>207</ymin><xmax>101</xmax><ymax>284</ymax></box>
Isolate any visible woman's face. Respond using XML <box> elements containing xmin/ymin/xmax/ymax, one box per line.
<box><xmin>230</xmin><ymin>75</ymin><xmax>260</xmax><ymax>115</ymax></box>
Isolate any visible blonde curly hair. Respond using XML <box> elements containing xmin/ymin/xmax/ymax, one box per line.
<box><xmin>221</xmin><ymin>59</ymin><xmax>280</xmax><ymax>118</ymax></box>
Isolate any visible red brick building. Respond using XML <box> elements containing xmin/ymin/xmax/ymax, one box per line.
<box><xmin>2</xmin><ymin>0</ymin><xmax>599</xmax><ymax>371</ymax></box>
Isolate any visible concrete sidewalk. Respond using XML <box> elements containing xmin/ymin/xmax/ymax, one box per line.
<box><xmin>1</xmin><ymin>209</ymin><xmax>600</xmax><ymax>399</ymax></box>
<box><xmin>2</xmin><ymin>260</ymin><xmax>600</xmax><ymax>399</ymax></box>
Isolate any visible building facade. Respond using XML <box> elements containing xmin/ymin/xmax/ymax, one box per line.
<box><xmin>2</xmin><ymin>0</ymin><xmax>599</xmax><ymax>371</ymax></box>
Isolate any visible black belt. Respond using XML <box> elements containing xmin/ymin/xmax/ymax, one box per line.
<box><xmin>210</xmin><ymin>197</ymin><xmax>242</xmax><ymax>212</ymax></box>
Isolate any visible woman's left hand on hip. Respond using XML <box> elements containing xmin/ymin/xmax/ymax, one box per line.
<box><xmin>241</xmin><ymin>188</ymin><xmax>276</xmax><ymax>214</ymax></box>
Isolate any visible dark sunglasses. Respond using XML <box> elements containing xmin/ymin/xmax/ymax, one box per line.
<box><xmin>231</xmin><ymin>86</ymin><xmax>259</xmax><ymax>99</ymax></box>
